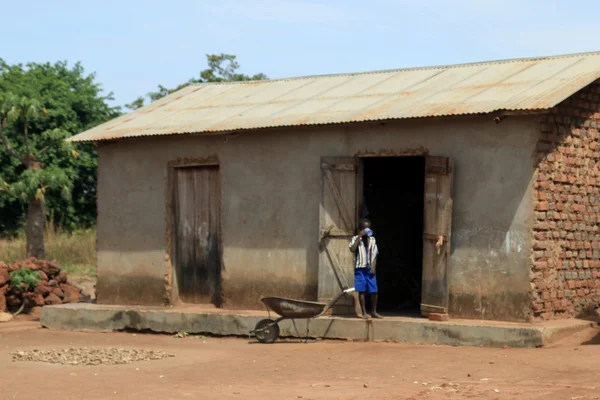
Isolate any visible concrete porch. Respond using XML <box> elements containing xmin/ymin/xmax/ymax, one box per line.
<box><xmin>40</xmin><ymin>303</ymin><xmax>595</xmax><ymax>348</ymax></box>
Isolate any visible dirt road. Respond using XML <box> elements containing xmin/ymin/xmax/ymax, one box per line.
<box><xmin>1</xmin><ymin>320</ymin><xmax>599</xmax><ymax>400</ymax></box>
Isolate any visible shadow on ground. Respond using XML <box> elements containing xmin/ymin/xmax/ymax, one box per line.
<box><xmin>582</xmin><ymin>330</ymin><xmax>600</xmax><ymax>345</ymax></box>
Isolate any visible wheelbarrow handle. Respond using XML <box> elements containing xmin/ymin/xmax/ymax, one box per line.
<box><xmin>317</xmin><ymin>287</ymin><xmax>355</xmax><ymax>317</ymax></box>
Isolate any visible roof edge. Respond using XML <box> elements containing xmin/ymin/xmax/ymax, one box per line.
<box><xmin>67</xmin><ymin>108</ymin><xmax>550</xmax><ymax>143</ymax></box>
<box><xmin>189</xmin><ymin>50</ymin><xmax>600</xmax><ymax>87</ymax></box>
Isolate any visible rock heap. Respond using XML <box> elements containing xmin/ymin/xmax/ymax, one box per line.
<box><xmin>0</xmin><ymin>258</ymin><xmax>83</xmax><ymax>313</ymax></box>
<box><xmin>11</xmin><ymin>348</ymin><xmax>175</xmax><ymax>366</ymax></box>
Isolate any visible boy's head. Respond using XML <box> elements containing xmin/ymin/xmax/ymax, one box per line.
<box><xmin>358</xmin><ymin>218</ymin><xmax>371</xmax><ymax>231</ymax></box>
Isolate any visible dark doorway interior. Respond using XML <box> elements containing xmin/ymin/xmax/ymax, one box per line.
<box><xmin>362</xmin><ymin>157</ymin><xmax>425</xmax><ymax>314</ymax></box>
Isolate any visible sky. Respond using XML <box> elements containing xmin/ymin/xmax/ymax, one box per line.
<box><xmin>1</xmin><ymin>0</ymin><xmax>599</xmax><ymax>107</ymax></box>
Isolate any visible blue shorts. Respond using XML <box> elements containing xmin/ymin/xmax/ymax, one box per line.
<box><xmin>354</xmin><ymin>268</ymin><xmax>378</xmax><ymax>293</ymax></box>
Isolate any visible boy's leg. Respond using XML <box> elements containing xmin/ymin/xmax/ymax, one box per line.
<box><xmin>354</xmin><ymin>269</ymin><xmax>369</xmax><ymax>319</ymax></box>
<box><xmin>359</xmin><ymin>293</ymin><xmax>368</xmax><ymax>319</ymax></box>
<box><xmin>370</xmin><ymin>293</ymin><xmax>382</xmax><ymax>318</ymax></box>
<box><xmin>367</xmin><ymin>272</ymin><xmax>383</xmax><ymax>318</ymax></box>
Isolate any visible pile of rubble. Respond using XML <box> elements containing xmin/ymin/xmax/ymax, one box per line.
<box><xmin>0</xmin><ymin>258</ymin><xmax>83</xmax><ymax>313</ymax></box>
<box><xmin>11</xmin><ymin>348</ymin><xmax>175</xmax><ymax>366</ymax></box>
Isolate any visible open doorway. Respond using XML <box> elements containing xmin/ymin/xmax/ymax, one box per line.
<box><xmin>361</xmin><ymin>157</ymin><xmax>425</xmax><ymax>314</ymax></box>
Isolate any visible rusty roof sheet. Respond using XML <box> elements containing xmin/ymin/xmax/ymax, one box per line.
<box><xmin>70</xmin><ymin>51</ymin><xmax>600</xmax><ymax>142</ymax></box>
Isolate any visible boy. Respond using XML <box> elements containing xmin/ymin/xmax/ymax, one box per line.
<box><xmin>349</xmin><ymin>218</ymin><xmax>382</xmax><ymax>319</ymax></box>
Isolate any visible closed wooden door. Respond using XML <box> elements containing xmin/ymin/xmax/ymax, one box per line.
<box><xmin>174</xmin><ymin>166</ymin><xmax>221</xmax><ymax>305</ymax></box>
<box><xmin>421</xmin><ymin>156</ymin><xmax>454</xmax><ymax>315</ymax></box>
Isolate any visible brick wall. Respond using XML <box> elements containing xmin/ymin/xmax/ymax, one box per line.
<box><xmin>532</xmin><ymin>81</ymin><xmax>600</xmax><ymax>320</ymax></box>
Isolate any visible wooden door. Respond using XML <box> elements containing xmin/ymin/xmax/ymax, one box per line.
<box><xmin>174</xmin><ymin>166</ymin><xmax>221</xmax><ymax>305</ymax></box>
<box><xmin>421</xmin><ymin>156</ymin><xmax>454</xmax><ymax>315</ymax></box>
<box><xmin>318</xmin><ymin>157</ymin><xmax>361</xmax><ymax>315</ymax></box>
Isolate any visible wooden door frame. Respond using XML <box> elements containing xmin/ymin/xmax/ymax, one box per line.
<box><xmin>355</xmin><ymin>149</ymin><xmax>428</xmax><ymax>219</ymax></box>
<box><xmin>165</xmin><ymin>156</ymin><xmax>222</xmax><ymax>305</ymax></box>
<box><xmin>355</xmin><ymin>151</ymin><xmax>453</xmax><ymax>315</ymax></box>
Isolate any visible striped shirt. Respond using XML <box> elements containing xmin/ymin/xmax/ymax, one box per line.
<box><xmin>349</xmin><ymin>236</ymin><xmax>379</xmax><ymax>269</ymax></box>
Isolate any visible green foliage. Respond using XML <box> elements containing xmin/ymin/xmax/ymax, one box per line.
<box><xmin>8</xmin><ymin>165</ymin><xmax>72</xmax><ymax>202</ymax></box>
<box><xmin>9</xmin><ymin>96</ymin><xmax>44</xmax><ymax>126</ymax></box>
<box><xmin>201</xmin><ymin>54</ymin><xmax>267</xmax><ymax>83</ymax></box>
<box><xmin>9</xmin><ymin>267</ymin><xmax>42</xmax><ymax>292</ymax></box>
<box><xmin>126</xmin><ymin>54</ymin><xmax>267</xmax><ymax>110</ymax></box>
<box><xmin>0</xmin><ymin>59</ymin><xmax>120</xmax><ymax>235</ymax></box>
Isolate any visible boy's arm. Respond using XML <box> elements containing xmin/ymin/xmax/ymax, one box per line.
<box><xmin>372</xmin><ymin>242</ymin><xmax>379</xmax><ymax>274</ymax></box>
<box><xmin>349</xmin><ymin>231</ymin><xmax>365</xmax><ymax>253</ymax></box>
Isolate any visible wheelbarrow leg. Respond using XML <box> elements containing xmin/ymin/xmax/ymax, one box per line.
<box><xmin>291</xmin><ymin>319</ymin><xmax>302</xmax><ymax>343</ymax></box>
<box><xmin>305</xmin><ymin>319</ymin><xmax>310</xmax><ymax>344</ymax></box>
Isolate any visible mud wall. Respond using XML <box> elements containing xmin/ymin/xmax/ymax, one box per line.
<box><xmin>96</xmin><ymin>114</ymin><xmax>537</xmax><ymax>321</ymax></box>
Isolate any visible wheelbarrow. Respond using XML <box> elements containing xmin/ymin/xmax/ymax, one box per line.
<box><xmin>251</xmin><ymin>287</ymin><xmax>355</xmax><ymax>343</ymax></box>
<box><xmin>251</xmin><ymin>227</ymin><xmax>359</xmax><ymax>343</ymax></box>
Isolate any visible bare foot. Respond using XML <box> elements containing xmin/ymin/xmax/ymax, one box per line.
<box><xmin>371</xmin><ymin>313</ymin><xmax>383</xmax><ymax>319</ymax></box>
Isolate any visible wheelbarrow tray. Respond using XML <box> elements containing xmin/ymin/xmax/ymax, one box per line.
<box><xmin>261</xmin><ymin>297</ymin><xmax>327</xmax><ymax>319</ymax></box>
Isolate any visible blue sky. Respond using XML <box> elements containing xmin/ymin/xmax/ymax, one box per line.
<box><xmin>1</xmin><ymin>0</ymin><xmax>599</xmax><ymax>107</ymax></box>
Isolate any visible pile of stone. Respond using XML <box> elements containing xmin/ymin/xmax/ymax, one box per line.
<box><xmin>11</xmin><ymin>348</ymin><xmax>175</xmax><ymax>366</ymax></box>
<box><xmin>0</xmin><ymin>258</ymin><xmax>83</xmax><ymax>313</ymax></box>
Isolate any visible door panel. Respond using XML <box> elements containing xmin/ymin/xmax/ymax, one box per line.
<box><xmin>421</xmin><ymin>156</ymin><xmax>454</xmax><ymax>315</ymax></box>
<box><xmin>174</xmin><ymin>166</ymin><xmax>221</xmax><ymax>305</ymax></box>
<box><xmin>318</xmin><ymin>157</ymin><xmax>361</xmax><ymax>315</ymax></box>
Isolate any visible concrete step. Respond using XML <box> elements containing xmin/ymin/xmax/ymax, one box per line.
<box><xmin>40</xmin><ymin>303</ymin><xmax>595</xmax><ymax>348</ymax></box>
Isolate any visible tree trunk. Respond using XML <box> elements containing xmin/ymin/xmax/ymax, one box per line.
<box><xmin>26</xmin><ymin>195</ymin><xmax>45</xmax><ymax>259</ymax></box>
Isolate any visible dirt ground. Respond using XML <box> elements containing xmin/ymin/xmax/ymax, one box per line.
<box><xmin>1</xmin><ymin>320</ymin><xmax>600</xmax><ymax>400</ymax></box>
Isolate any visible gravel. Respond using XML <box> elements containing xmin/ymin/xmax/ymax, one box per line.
<box><xmin>11</xmin><ymin>348</ymin><xmax>175</xmax><ymax>366</ymax></box>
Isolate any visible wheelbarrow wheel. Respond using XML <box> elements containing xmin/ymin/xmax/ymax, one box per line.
<box><xmin>254</xmin><ymin>319</ymin><xmax>280</xmax><ymax>344</ymax></box>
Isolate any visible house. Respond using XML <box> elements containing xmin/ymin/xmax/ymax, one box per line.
<box><xmin>70</xmin><ymin>51</ymin><xmax>600</xmax><ymax>322</ymax></box>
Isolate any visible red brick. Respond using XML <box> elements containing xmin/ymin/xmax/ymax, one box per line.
<box><xmin>537</xmin><ymin>202</ymin><xmax>550</xmax><ymax>211</ymax></box>
<box><xmin>542</xmin><ymin>291</ymin><xmax>551</xmax><ymax>300</ymax></box>
<box><xmin>535</xmin><ymin>221</ymin><xmax>549</xmax><ymax>230</ymax></box>
<box><xmin>534</xmin><ymin>232</ymin><xmax>547</xmax><ymax>241</ymax></box>
<box><xmin>553</xmin><ymin>300</ymin><xmax>561</xmax><ymax>309</ymax></box>
<box><xmin>565</xmin><ymin>221</ymin><xmax>573</xmax><ymax>230</ymax></box>
<box><xmin>532</xmin><ymin>85</ymin><xmax>600</xmax><ymax>319</ymax></box>
<box><xmin>534</xmin><ymin>261</ymin><xmax>548</xmax><ymax>270</ymax></box>
<box><xmin>538</xmin><ymin>192</ymin><xmax>547</xmax><ymax>200</ymax></box>
<box><xmin>541</xmin><ymin>312</ymin><xmax>552</xmax><ymax>320</ymax></box>
<box><xmin>428</xmin><ymin>313</ymin><xmax>449</xmax><ymax>322</ymax></box>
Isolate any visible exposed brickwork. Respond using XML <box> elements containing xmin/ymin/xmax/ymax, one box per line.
<box><xmin>532</xmin><ymin>81</ymin><xmax>600</xmax><ymax>320</ymax></box>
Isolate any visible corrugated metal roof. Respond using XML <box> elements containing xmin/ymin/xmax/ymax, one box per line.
<box><xmin>70</xmin><ymin>51</ymin><xmax>600</xmax><ymax>142</ymax></box>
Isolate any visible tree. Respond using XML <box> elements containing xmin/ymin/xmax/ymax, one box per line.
<box><xmin>0</xmin><ymin>60</ymin><xmax>119</xmax><ymax>240</ymax></box>
<box><xmin>126</xmin><ymin>54</ymin><xmax>267</xmax><ymax>110</ymax></box>
<box><xmin>0</xmin><ymin>94</ymin><xmax>73</xmax><ymax>257</ymax></box>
